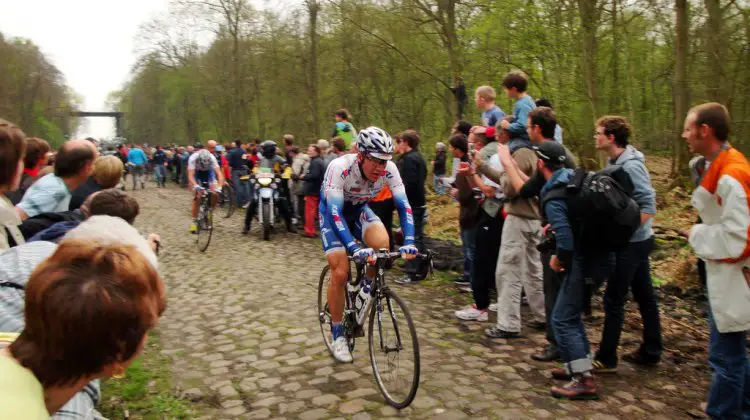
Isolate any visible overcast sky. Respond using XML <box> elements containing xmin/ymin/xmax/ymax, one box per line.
<box><xmin>3</xmin><ymin>0</ymin><xmax>292</xmax><ymax>139</ymax></box>
<box><xmin>3</xmin><ymin>0</ymin><xmax>172</xmax><ymax>138</ymax></box>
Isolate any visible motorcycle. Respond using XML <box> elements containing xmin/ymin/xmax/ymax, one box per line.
<box><xmin>249</xmin><ymin>167</ymin><xmax>283</xmax><ymax>240</ymax></box>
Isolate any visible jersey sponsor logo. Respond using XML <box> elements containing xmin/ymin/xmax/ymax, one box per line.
<box><xmin>405</xmin><ymin>207</ymin><xmax>414</xmax><ymax>224</ymax></box>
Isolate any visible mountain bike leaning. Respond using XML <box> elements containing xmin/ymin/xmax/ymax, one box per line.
<box><xmin>315</xmin><ymin>126</ymin><xmax>421</xmax><ymax>407</ymax></box>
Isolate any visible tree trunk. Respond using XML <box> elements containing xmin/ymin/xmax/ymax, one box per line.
<box><xmin>577</xmin><ymin>0</ymin><xmax>601</xmax><ymax>161</ymax></box>
<box><xmin>704</xmin><ymin>0</ymin><xmax>726</xmax><ymax>103</ymax></box>
<box><xmin>673</xmin><ymin>0</ymin><xmax>690</xmax><ymax>176</ymax></box>
<box><xmin>307</xmin><ymin>0</ymin><xmax>321</xmax><ymax>137</ymax></box>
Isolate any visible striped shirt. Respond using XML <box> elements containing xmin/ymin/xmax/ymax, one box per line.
<box><xmin>0</xmin><ymin>241</ymin><xmax>102</xmax><ymax>419</ymax></box>
<box><xmin>17</xmin><ymin>174</ymin><xmax>72</xmax><ymax>219</ymax></box>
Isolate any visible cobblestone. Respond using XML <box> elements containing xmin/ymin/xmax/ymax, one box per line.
<box><xmin>131</xmin><ymin>185</ymin><xmax>711</xmax><ymax>419</ymax></box>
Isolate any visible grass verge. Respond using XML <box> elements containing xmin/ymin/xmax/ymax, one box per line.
<box><xmin>99</xmin><ymin>332</ymin><xmax>203</xmax><ymax>419</ymax></box>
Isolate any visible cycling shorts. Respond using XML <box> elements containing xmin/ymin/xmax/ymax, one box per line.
<box><xmin>196</xmin><ymin>170</ymin><xmax>218</xmax><ymax>187</ymax></box>
<box><xmin>319</xmin><ymin>203</ymin><xmax>381</xmax><ymax>255</ymax></box>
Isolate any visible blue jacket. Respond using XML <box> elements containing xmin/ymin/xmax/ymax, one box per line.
<box><xmin>128</xmin><ymin>148</ymin><xmax>148</xmax><ymax>165</ymax></box>
<box><xmin>610</xmin><ymin>145</ymin><xmax>656</xmax><ymax>242</ymax></box>
<box><xmin>541</xmin><ymin>168</ymin><xmax>575</xmax><ymax>269</ymax></box>
<box><xmin>506</xmin><ymin>95</ymin><xmax>536</xmax><ymax>141</ymax></box>
<box><xmin>28</xmin><ymin>220</ymin><xmax>81</xmax><ymax>243</ymax></box>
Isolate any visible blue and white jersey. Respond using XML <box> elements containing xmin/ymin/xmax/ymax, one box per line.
<box><xmin>320</xmin><ymin>154</ymin><xmax>415</xmax><ymax>253</ymax></box>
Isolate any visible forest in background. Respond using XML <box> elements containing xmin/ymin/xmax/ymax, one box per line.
<box><xmin>108</xmin><ymin>0</ymin><xmax>750</xmax><ymax>174</ymax></box>
<box><xmin>0</xmin><ymin>33</ymin><xmax>80</xmax><ymax>148</ymax></box>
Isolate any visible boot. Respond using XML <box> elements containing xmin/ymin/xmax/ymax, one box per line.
<box><xmin>551</xmin><ymin>374</ymin><xmax>599</xmax><ymax>400</ymax></box>
<box><xmin>286</xmin><ymin>220</ymin><xmax>297</xmax><ymax>233</ymax></box>
<box><xmin>532</xmin><ymin>345</ymin><xmax>562</xmax><ymax>362</ymax></box>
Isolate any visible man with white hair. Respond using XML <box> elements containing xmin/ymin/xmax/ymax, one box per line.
<box><xmin>318</xmin><ymin>139</ymin><xmax>335</xmax><ymax>167</ymax></box>
<box><xmin>0</xmin><ymin>215</ymin><xmax>159</xmax><ymax>419</ymax></box>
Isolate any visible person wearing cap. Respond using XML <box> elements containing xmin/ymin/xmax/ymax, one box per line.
<box><xmin>493</xmin><ymin>107</ymin><xmax>576</xmax><ymax>363</ymax></box>
<box><xmin>432</xmin><ymin>142</ymin><xmax>447</xmax><ymax>195</ymax></box>
<box><xmin>534</xmin><ymin>140</ymin><xmax>599</xmax><ymax>399</ymax></box>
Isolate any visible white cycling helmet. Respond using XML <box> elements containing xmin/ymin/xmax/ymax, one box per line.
<box><xmin>195</xmin><ymin>149</ymin><xmax>214</xmax><ymax>171</ymax></box>
<box><xmin>356</xmin><ymin>126</ymin><xmax>394</xmax><ymax>160</ymax></box>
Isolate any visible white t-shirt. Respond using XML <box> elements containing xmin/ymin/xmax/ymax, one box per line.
<box><xmin>483</xmin><ymin>154</ymin><xmax>505</xmax><ymax>199</ymax></box>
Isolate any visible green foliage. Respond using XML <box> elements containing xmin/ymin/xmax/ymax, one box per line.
<box><xmin>111</xmin><ymin>0</ymin><xmax>750</xmax><ymax>166</ymax></box>
<box><xmin>0</xmin><ymin>33</ymin><xmax>77</xmax><ymax>142</ymax></box>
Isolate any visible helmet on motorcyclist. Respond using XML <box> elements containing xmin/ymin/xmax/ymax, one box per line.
<box><xmin>356</xmin><ymin>126</ymin><xmax>394</xmax><ymax>160</ymax></box>
<box><xmin>260</xmin><ymin>140</ymin><xmax>277</xmax><ymax>160</ymax></box>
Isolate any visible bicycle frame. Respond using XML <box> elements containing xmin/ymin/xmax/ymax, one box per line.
<box><xmin>352</xmin><ymin>250</ymin><xmax>405</xmax><ymax>353</ymax></box>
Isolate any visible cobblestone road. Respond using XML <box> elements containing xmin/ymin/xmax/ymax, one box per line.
<box><xmin>131</xmin><ymin>185</ymin><xmax>709</xmax><ymax>420</ymax></box>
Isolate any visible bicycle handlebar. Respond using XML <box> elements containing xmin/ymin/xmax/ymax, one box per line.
<box><xmin>348</xmin><ymin>250</ymin><xmax>419</xmax><ymax>262</ymax></box>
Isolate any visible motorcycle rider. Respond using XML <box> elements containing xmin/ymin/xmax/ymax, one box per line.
<box><xmin>242</xmin><ymin>140</ymin><xmax>296</xmax><ymax>235</ymax></box>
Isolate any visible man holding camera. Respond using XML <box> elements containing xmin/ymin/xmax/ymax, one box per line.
<box><xmin>534</xmin><ymin>140</ymin><xmax>599</xmax><ymax>399</ymax></box>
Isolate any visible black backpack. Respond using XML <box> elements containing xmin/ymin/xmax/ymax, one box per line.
<box><xmin>541</xmin><ymin>165</ymin><xmax>641</xmax><ymax>252</ymax></box>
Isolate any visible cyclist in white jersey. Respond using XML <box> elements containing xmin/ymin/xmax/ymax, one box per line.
<box><xmin>320</xmin><ymin>126</ymin><xmax>418</xmax><ymax>363</ymax></box>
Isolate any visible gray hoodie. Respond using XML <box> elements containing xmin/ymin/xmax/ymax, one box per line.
<box><xmin>610</xmin><ymin>145</ymin><xmax>656</xmax><ymax>242</ymax></box>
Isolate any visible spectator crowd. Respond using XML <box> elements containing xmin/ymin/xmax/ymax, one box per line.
<box><xmin>0</xmin><ymin>69</ymin><xmax>748</xmax><ymax>418</ymax></box>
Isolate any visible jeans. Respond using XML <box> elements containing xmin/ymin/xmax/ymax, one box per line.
<box><xmin>433</xmin><ymin>175</ymin><xmax>446</xmax><ymax>195</ymax></box>
<box><xmin>131</xmin><ymin>165</ymin><xmax>144</xmax><ymax>189</ymax></box>
<box><xmin>552</xmin><ymin>253</ymin><xmax>593</xmax><ymax>374</ymax></box>
<box><xmin>459</xmin><ymin>226</ymin><xmax>477</xmax><ymax>283</ymax></box>
<box><xmin>296</xmin><ymin>194</ymin><xmax>306</xmax><ymax>225</ymax></box>
<box><xmin>232</xmin><ymin>169</ymin><xmax>250</xmax><ymax>205</ymax></box>
<box><xmin>404</xmin><ymin>205</ymin><xmax>427</xmax><ymax>279</ymax></box>
<box><xmin>154</xmin><ymin>164</ymin><xmax>166</xmax><ymax>186</ymax></box>
<box><xmin>707</xmin><ymin>305</ymin><xmax>750</xmax><ymax>420</ymax></box>
<box><xmin>542</xmin><ymin>250</ymin><xmax>561</xmax><ymax>347</ymax></box>
<box><xmin>472</xmin><ymin>210</ymin><xmax>504</xmax><ymax>310</ymax></box>
<box><xmin>596</xmin><ymin>236</ymin><xmax>662</xmax><ymax>367</ymax></box>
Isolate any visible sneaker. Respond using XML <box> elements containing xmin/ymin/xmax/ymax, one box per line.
<box><xmin>551</xmin><ymin>375</ymin><xmax>599</xmax><ymax>400</ymax></box>
<box><xmin>458</xmin><ymin>285</ymin><xmax>473</xmax><ymax>293</ymax></box>
<box><xmin>531</xmin><ymin>345</ymin><xmax>562</xmax><ymax>362</ymax></box>
<box><xmin>394</xmin><ymin>275</ymin><xmax>420</xmax><ymax>285</ymax></box>
<box><xmin>488</xmin><ymin>303</ymin><xmax>498</xmax><ymax>312</ymax></box>
<box><xmin>622</xmin><ymin>351</ymin><xmax>660</xmax><ymax>367</ymax></box>
<box><xmin>455</xmin><ymin>305</ymin><xmax>488</xmax><ymax>322</ymax></box>
<box><xmin>331</xmin><ymin>336</ymin><xmax>353</xmax><ymax>363</ymax></box>
<box><xmin>189</xmin><ymin>223</ymin><xmax>198</xmax><ymax>234</ymax></box>
<box><xmin>484</xmin><ymin>326</ymin><xmax>520</xmax><ymax>339</ymax></box>
<box><xmin>527</xmin><ymin>320</ymin><xmax>546</xmax><ymax>331</ymax></box>
<box><xmin>592</xmin><ymin>360</ymin><xmax>618</xmax><ymax>374</ymax></box>
<box><xmin>241</xmin><ymin>203</ymin><xmax>250</xmax><ymax>209</ymax></box>
<box><xmin>454</xmin><ymin>277</ymin><xmax>470</xmax><ymax>286</ymax></box>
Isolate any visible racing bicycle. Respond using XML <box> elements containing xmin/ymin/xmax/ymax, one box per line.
<box><xmin>195</xmin><ymin>185</ymin><xmax>216</xmax><ymax>252</ymax></box>
<box><xmin>317</xmin><ymin>249</ymin><xmax>420</xmax><ymax>408</ymax></box>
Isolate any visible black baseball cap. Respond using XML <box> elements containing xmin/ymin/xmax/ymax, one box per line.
<box><xmin>533</xmin><ymin>141</ymin><xmax>567</xmax><ymax>165</ymax></box>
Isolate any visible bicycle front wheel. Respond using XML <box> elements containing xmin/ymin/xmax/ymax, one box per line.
<box><xmin>368</xmin><ymin>289</ymin><xmax>420</xmax><ymax>408</ymax></box>
<box><xmin>197</xmin><ymin>209</ymin><xmax>213</xmax><ymax>252</ymax></box>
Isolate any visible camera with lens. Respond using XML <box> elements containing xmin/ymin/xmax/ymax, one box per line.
<box><xmin>536</xmin><ymin>232</ymin><xmax>557</xmax><ymax>253</ymax></box>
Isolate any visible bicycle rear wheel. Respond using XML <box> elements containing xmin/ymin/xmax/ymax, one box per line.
<box><xmin>197</xmin><ymin>208</ymin><xmax>213</xmax><ymax>252</ymax></box>
<box><xmin>368</xmin><ymin>288</ymin><xmax>420</xmax><ymax>408</ymax></box>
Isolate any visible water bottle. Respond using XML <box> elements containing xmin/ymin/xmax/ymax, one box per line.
<box><xmin>355</xmin><ymin>278</ymin><xmax>372</xmax><ymax>314</ymax></box>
